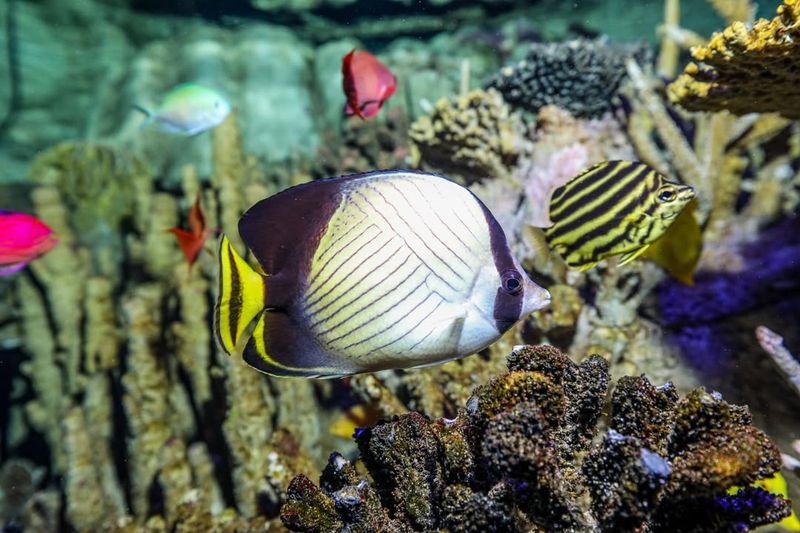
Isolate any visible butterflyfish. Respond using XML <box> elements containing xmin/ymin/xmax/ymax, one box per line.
<box><xmin>168</xmin><ymin>195</ymin><xmax>216</xmax><ymax>270</ymax></box>
<box><xmin>214</xmin><ymin>170</ymin><xmax>551</xmax><ymax>378</ymax></box>
<box><xmin>134</xmin><ymin>83</ymin><xmax>231</xmax><ymax>136</ymax></box>
<box><xmin>342</xmin><ymin>50</ymin><xmax>397</xmax><ymax>120</ymax></box>
<box><xmin>0</xmin><ymin>211</ymin><xmax>58</xmax><ymax>277</ymax></box>
<box><xmin>544</xmin><ymin>160</ymin><xmax>695</xmax><ymax>271</ymax></box>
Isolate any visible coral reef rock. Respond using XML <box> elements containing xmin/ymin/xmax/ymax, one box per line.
<box><xmin>281</xmin><ymin>345</ymin><xmax>791</xmax><ymax>532</ymax></box>
<box><xmin>409</xmin><ymin>88</ymin><xmax>526</xmax><ymax>183</ymax></box>
<box><xmin>668</xmin><ymin>0</ymin><xmax>800</xmax><ymax>119</ymax></box>
<box><xmin>485</xmin><ymin>39</ymin><xmax>651</xmax><ymax>118</ymax></box>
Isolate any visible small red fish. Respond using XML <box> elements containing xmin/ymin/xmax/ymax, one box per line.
<box><xmin>168</xmin><ymin>195</ymin><xmax>216</xmax><ymax>269</ymax></box>
<box><xmin>0</xmin><ymin>211</ymin><xmax>58</xmax><ymax>276</ymax></box>
<box><xmin>342</xmin><ymin>49</ymin><xmax>397</xmax><ymax>120</ymax></box>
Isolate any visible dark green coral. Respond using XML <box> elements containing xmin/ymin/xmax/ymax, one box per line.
<box><xmin>281</xmin><ymin>345</ymin><xmax>791</xmax><ymax>532</ymax></box>
<box><xmin>484</xmin><ymin>39</ymin><xmax>651</xmax><ymax>118</ymax></box>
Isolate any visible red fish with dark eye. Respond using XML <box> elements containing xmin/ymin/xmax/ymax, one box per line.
<box><xmin>0</xmin><ymin>211</ymin><xmax>58</xmax><ymax>276</ymax></box>
<box><xmin>341</xmin><ymin>49</ymin><xmax>397</xmax><ymax>120</ymax></box>
<box><xmin>168</xmin><ymin>195</ymin><xmax>216</xmax><ymax>270</ymax></box>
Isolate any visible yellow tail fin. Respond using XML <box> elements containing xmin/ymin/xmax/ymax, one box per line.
<box><xmin>215</xmin><ymin>235</ymin><xmax>266</xmax><ymax>355</ymax></box>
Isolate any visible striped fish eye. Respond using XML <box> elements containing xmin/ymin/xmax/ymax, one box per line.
<box><xmin>501</xmin><ymin>270</ymin><xmax>523</xmax><ymax>295</ymax></box>
<box><xmin>657</xmin><ymin>188</ymin><xmax>677</xmax><ymax>203</ymax></box>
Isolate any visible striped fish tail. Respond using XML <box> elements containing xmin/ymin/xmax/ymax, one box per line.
<box><xmin>215</xmin><ymin>235</ymin><xmax>266</xmax><ymax>356</ymax></box>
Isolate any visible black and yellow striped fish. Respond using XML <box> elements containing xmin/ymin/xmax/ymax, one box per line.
<box><xmin>215</xmin><ymin>170</ymin><xmax>551</xmax><ymax>378</ymax></box>
<box><xmin>544</xmin><ymin>160</ymin><xmax>695</xmax><ymax>271</ymax></box>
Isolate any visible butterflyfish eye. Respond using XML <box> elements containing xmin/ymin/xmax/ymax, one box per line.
<box><xmin>657</xmin><ymin>189</ymin><xmax>676</xmax><ymax>202</ymax></box>
<box><xmin>501</xmin><ymin>270</ymin><xmax>523</xmax><ymax>295</ymax></box>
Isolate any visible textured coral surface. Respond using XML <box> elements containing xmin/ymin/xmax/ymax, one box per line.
<box><xmin>668</xmin><ymin>0</ymin><xmax>800</xmax><ymax>118</ymax></box>
<box><xmin>281</xmin><ymin>345</ymin><xmax>791</xmax><ymax>532</ymax></box>
<box><xmin>3</xmin><ymin>1</ymin><xmax>800</xmax><ymax>530</ymax></box>
<box><xmin>409</xmin><ymin>89</ymin><xmax>525</xmax><ymax>183</ymax></box>
<box><xmin>485</xmin><ymin>39</ymin><xmax>650</xmax><ymax>118</ymax></box>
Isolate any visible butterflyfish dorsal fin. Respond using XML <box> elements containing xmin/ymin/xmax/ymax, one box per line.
<box><xmin>238</xmin><ymin>177</ymin><xmax>347</xmax><ymax>277</ymax></box>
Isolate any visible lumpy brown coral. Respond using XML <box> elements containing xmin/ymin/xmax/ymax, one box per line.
<box><xmin>408</xmin><ymin>88</ymin><xmax>526</xmax><ymax>183</ymax></box>
<box><xmin>281</xmin><ymin>345</ymin><xmax>791</xmax><ymax>532</ymax></box>
<box><xmin>668</xmin><ymin>0</ymin><xmax>800</xmax><ymax>119</ymax></box>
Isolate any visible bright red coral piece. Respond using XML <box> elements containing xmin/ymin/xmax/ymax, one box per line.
<box><xmin>342</xmin><ymin>49</ymin><xmax>397</xmax><ymax>120</ymax></box>
<box><xmin>168</xmin><ymin>195</ymin><xmax>216</xmax><ymax>269</ymax></box>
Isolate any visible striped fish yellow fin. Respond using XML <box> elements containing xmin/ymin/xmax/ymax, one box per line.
<box><xmin>617</xmin><ymin>245</ymin><xmax>650</xmax><ymax>266</ymax></box>
<box><xmin>243</xmin><ymin>310</ymin><xmax>353</xmax><ymax>378</ymax></box>
<box><xmin>574</xmin><ymin>260</ymin><xmax>599</xmax><ymax>271</ymax></box>
<box><xmin>215</xmin><ymin>235</ymin><xmax>266</xmax><ymax>356</ymax></box>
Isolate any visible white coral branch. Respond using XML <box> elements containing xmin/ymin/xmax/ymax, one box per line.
<box><xmin>755</xmin><ymin>325</ymin><xmax>800</xmax><ymax>399</ymax></box>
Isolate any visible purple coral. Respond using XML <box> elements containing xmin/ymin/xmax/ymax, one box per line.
<box><xmin>658</xmin><ymin>219</ymin><xmax>800</xmax><ymax>328</ymax></box>
<box><xmin>656</xmin><ymin>218</ymin><xmax>800</xmax><ymax>396</ymax></box>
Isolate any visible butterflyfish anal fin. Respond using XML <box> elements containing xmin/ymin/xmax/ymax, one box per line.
<box><xmin>242</xmin><ymin>310</ymin><xmax>354</xmax><ymax>379</ymax></box>
<box><xmin>214</xmin><ymin>235</ymin><xmax>266</xmax><ymax>356</ymax></box>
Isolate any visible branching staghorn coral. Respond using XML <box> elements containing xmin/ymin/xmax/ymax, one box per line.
<box><xmin>655</xmin><ymin>0</ymin><xmax>757</xmax><ymax>79</ymax></box>
<box><xmin>668</xmin><ymin>0</ymin><xmax>800</xmax><ymax>119</ymax></box>
<box><xmin>121</xmin><ymin>284</ymin><xmax>194</xmax><ymax>520</ymax></box>
<box><xmin>282</xmin><ymin>345</ymin><xmax>791</xmax><ymax>532</ymax></box>
<box><xmin>3</xmin><ymin>112</ymin><xmax>334</xmax><ymax>531</ymax></box>
<box><xmin>708</xmin><ymin>0</ymin><xmax>755</xmax><ymax>24</ymax></box>
<box><xmin>408</xmin><ymin>88</ymin><xmax>526</xmax><ymax>183</ymax></box>
<box><xmin>28</xmin><ymin>143</ymin><xmax>150</xmax><ymax>246</ymax></box>
<box><xmin>626</xmin><ymin>57</ymin><xmax>799</xmax><ymax>271</ymax></box>
<box><xmin>756</xmin><ymin>326</ymin><xmax>800</xmax><ymax>400</ymax></box>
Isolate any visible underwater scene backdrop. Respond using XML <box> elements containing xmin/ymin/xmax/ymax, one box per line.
<box><xmin>0</xmin><ymin>0</ymin><xmax>799</xmax><ymax>531</ymax></box>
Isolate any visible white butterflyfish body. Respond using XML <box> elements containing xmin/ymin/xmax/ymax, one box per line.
<box><xmin>214</xmin><ymin>170</ymin><xmax>550</xmax><ymax>378</ymax></box>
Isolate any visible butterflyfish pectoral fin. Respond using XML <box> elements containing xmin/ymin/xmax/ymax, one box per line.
<box><xmin>214</xmin><ymin>235</ymin><xmax>266</xmax><ymax>356</ymax></box>
<box><xmin>618</xmin><ymin>245</ymin><xmax>650</xmax><ymax>266</ymax></box>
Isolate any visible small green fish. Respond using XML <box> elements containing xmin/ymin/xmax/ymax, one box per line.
<box><xmin>544</xmin><ymin>160</ymin><xmax>695</xmax><ymax>271</ymax></box>
<box><xmin>215</xmin><ymin>170</ymin><xmax>551</xmax><ymax>378</ymax></box>
<box><xmin>135</xmin><ymin>83</ymin><xmax>231</xmax><ymax>136</ymax></box>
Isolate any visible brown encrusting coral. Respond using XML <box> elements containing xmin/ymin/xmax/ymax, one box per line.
<box><xmin>668</xmin><ymin>0</ymin><xmax>800</xmax><ymax>119</ymax></box>
<box><xmin>281</xmin><ymin>345</ymin><xmax>791</xmax><ymax>532</ymax></box>
<box><xmin>408</xmin><ymin>88</ymin><xmax>526</xmax><ymax>184</ymax></box>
